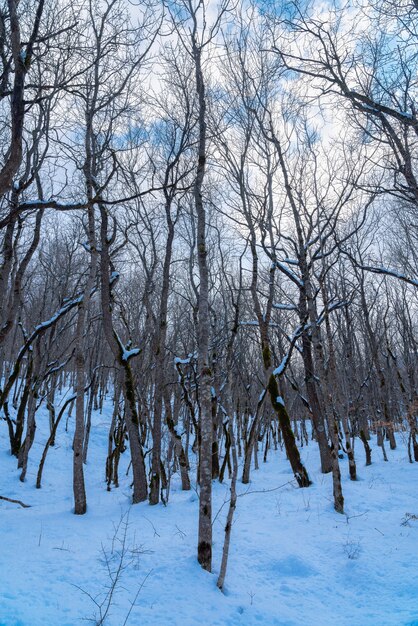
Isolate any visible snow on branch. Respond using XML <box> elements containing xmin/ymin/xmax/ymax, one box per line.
<box><xmin>33</xmin><ymin>295</ymin><xmax>83</xmax><ymax>333</ymax></box>
<box><xmin>121</xmin><ymin>348</ymin><xmax>141</xmax><ymax>362</ymax></box>
<box><xmin>274</xmin><ymin>261</ymin><xmax>303</xmax><ymax>287</ymax></box>
<box><xmin>114</xmin><ymin>333</ymin><xmax>141</xmax><ymax>363</ymax></box>
<box><xmin>316</xmin><ymin>300</ymin><xmax>348</xmax><ymax>326</ymax></box>
<box><xmin>272</xmin><ymin>303</ymin><xmax>298</xmax><ymax>311</ymax></box>
<box><xmin>174</xmin><ymin>356</ymin><xmax>192</xmax><ymax>365</ymax></box>
<box><xmin>273</xmin><ymin>297</ymin><xmax>344</xmax><ymax>378</ymax></box>
<box><xmin>273</xmin><ymin>322</ymin><xmax>308</xmax><ymax>377</ymax></box>
<box><xmin>0</xmin><ymin>293</ymin><xmax>86</xmax><ymax>410</ymax></box>
<box><xmin>358</xmin><ymin>264</ymin><xmax>418</xmax><ymax>288</ymax></box>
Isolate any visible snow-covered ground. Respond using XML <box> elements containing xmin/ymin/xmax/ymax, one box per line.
<box><xmin>1</xmin><ymin>399</ymin><xmax>417</xmax><ymax>626</ymax></box>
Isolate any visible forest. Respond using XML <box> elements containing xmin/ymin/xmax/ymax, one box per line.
<box><xmin>0</xmin><ymin>1</ymin><xmax>417</xmax><ymax>624</ymax></box>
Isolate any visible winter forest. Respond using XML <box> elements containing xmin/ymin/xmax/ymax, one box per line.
<box><xmin>0</xmin><ymin>0</ymin><xmax>417</xmax><ymax>624</ymax></box>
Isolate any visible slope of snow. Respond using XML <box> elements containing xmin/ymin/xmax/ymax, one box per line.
<box><xmin>0</xmin><ymin>399</ymin><xmax>417</xmax><ymax>626</ymax></box>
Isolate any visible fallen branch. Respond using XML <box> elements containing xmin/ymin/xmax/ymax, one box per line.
<box><xmin>0</xmin><ymin>495</ymin><xmax>31</xmax><ymax>508</ymax></box>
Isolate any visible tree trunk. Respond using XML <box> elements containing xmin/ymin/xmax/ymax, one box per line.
<box><xmin>192</xmin><ymin>33</ymin><xmax>212</xmax><ymax>572</ymax></box>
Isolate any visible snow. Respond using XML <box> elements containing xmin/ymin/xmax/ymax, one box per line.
<box><xmin>273</xmin><ymin>359</ymin><xmax>287</xmax><ymax>376</ymax></box>
<box><xmin>397</xmin><ymin>111</ymin><xmax>413</xmax><ymax>120</ymax></box>
<box><xmin>174</xmin><ymin>356</ymin><xmax>191</xmax><ymax>365</ymax></box>
<box><xmin>376</xmin><ymin>267</ymin><xmax>418</xmax><ymax>287</ymax></box>
<box><xmin>110</xmin><ymin>271</ymin><xmax>120</xmax><ymax>284</ymax></box>
<box><xmin>121</xmin><ymin>347</ymin><xmax>141</xmax><ymax>362</ymax></box>
<box><xmin>34</xmin><ymin>296</ymin><xmax>83</xmax><ymax>332</ymax></box>
<box><xmin>275</xmin><ymin>261</ymin><xmax>304</xmax><ymax>287</ymax></box>
<box><xmin>360</xmin><ymin>264</ymin><xmax>418</xmax><ymax>288</ymax></box>
<box><xmin>0</xmin><ymin>398</ymin><xmax>418</xmax><ymax>625</ymax></box>
<box><xmin>360</xmin><ymin>103</ymin><xmax>380</xmax><ymax>114</ymax></box>
<box><xmin>272</xmin><ymin>303</ymin><xmax>297</xmax><ymax>311</ymax></box>
<box><xmin>114</xmin><ymin>332</ymin><xmax>140</xmax><ymax>362</ymax></box>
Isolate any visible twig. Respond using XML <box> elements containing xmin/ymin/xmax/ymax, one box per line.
<box><xmin>237</xmin><ymin>479</ymin><xmax>296</xmax><ymax>498</ymax></box>
<box><xmin>122</xmin><ymin>570</ymin><xmax>153</xmax><ymax>626</ymax></box>
<box><xmin>213</xmin><ymin>479</ymin><xmax>296</xmax><ymax>526</ymax></box>
<box><xmin>142</xmin><ymin>515</ymin><xmax>161</xmax><ymax>538</ymax></box>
